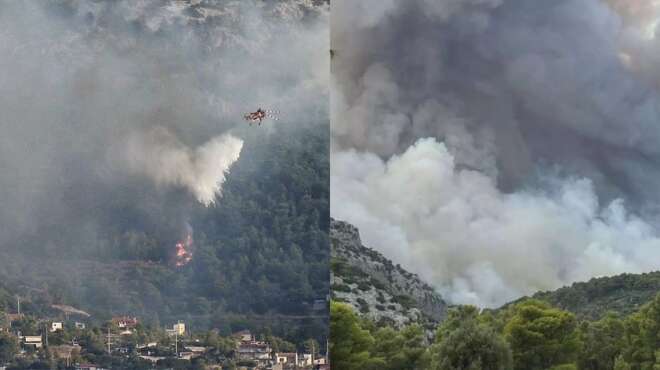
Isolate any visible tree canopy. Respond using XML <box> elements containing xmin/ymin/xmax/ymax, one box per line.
<box><xmin>331</xmin><ymin>293</ymin><xmax>660</xmax><ymax>370</ymax></box>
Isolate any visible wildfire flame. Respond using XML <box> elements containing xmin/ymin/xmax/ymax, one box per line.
<box><xmin>175</xmin><ymin>233</ymin><xmax>193</xmax><ymax>267</ymax></box>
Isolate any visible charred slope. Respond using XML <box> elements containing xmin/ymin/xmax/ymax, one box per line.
<box><xmin>330</xmin><ymin>219</ymin><xmax>446</xmax><ymax>327</ymax></box>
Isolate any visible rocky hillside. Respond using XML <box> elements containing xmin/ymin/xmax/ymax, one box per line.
<box><xmin>330</xmin><ymin>219</ymin><xmax>447</xmax><ymax>327</ymax></box>
<box><xmin>329</xmin><ymin>219</ymin><xmax>660</xmax><ymax>328</ymax></box>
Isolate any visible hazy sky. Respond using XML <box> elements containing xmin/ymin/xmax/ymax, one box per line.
<box><xmin>0</xmin><ymin>0</ymin><xmax>328</xmax><ymax>252</ymax></box>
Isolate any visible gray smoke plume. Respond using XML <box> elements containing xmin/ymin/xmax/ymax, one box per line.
<box><xmin>114</xmin><ymin>127</ymin><xmax>243</xmax><ymax>206</ymax></box>
<box><xmin>0</xmin><ymin>0</ymin><xmax>327</xmax><ymax>249</ymax></box>
<box><xmin>331</xmin><ymin>0</ymin><xmax>660</xmax><ymax>307</ymax></box>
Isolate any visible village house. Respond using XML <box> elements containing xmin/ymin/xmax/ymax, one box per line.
<box><xmin>115</xmin><ymin>346</ymin><xmax>131</xmax><ymax>354</ymax></box>
<box><xmin>136</xmin><ymin>342</ymin><xmax>160</xmax><ymax>359</ymax></box>
<box><xmin>178</xmin><ymin>351</ymin><xmax>195</xmax><ymax>360</ymax></box>
<box><xmin>5</xmin><ymin>313</ymin><xmax>22</xmax><ymax>325</ymax></box>
<box><xmin>21</xmin><ymin>335</ymin><xmax>43</xmax><ymax>349</ymax></box>
<box><xmin>232</xmin><ymin>329</ymin><xmax>254</xmax><ymax>342</ymax></box>
<box><xmin>75</xmin><ymin>364</ymin><xmax>107</xmax><ymax>370</ymax></box>
<box><xmin>298</xmin><ymin>353</ymin><xmax>313</xmax><ymax>367</ymax></box>
<box><xmin>236</xmin><ymin>340</ymin><xmax>271</xmax><ymax>361</ymax></box>
<box><xmin>165</xmin><ymin>321</ymin><xmax>185</xmax><ymax>336</ymax></box>
<box><xmin>184</xmin><ymin>345</ymin><xmax>207</xmax><ymax>356</ymax></box>
<box><xmin>235</xmin><ymin>332</ymin><xmax>272</xmax><ymax>368</ymax></box>
<box><xmin>74</xmin><ymin>322</ymin><xmax>86</xmax><ymax>330</ymax></box>
<box><xmin>275</xmin><ymin>352</ymin><xmax>297</xmax><ymax>365</ymax></box>
<box><xmin>136</xmin><ymin>342</ymin><xmax>158</xmax><ymax>350</ymax></box>
<box><xmin>138</xmin><ymin>354</ymin><xmax>165</xmax><ymax>363</ymax></box>
<box><xmin>111</xmin><ymin>316</ymin><xmax>138</xmax><ymax>329</ymax></box>
<box><xmin>50</xmin><ymin>322</ymin><xmax>63</xmax><ymax>332</ymax></box>
<box><xmin>275</xmin><ymin>352</ymin><xmax>315</xmax><ymax>369</ymax></box>
<box><xmin>313</xmin><ymin>358</ymin><xmax>328</xmax><ymax>366</ymax></box>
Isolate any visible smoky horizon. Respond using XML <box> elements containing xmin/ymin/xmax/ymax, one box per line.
<box><xmin>330</xmin><ymin>0</ymin><xmax>660</xmax><ymax>308</ymax></box>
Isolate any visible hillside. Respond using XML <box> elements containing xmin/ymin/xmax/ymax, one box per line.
<box><xmin>0</xmin><ymin>0</ymin><xmax>329</xmax><ymax>348</ymax></box>
<box><xmin>328</xmin><ymin>223</ymin><xmax>660</xmax><ymax>370</ymax></box>
<box><xmin>329</xmin><ymin>220</ymin><xmax>660</xmax><ymax>326</ymax></box>
<box><xmin>330</xmin><ymin>219</ymin><xmax>446</xmax><ymax>328</ymax></box>
<box><xmin>523</xmin><ymin>271</ymin><xmax>660</xmax><ymax>320</ymax></box>
<box><xmin>0</xmin><ymin>122</ymin><xmax>329</xmax><ymax>345</ymax></box>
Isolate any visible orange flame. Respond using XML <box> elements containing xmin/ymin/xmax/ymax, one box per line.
<box><xmin>175</xmin><ymin>233</ymin><xmax>193</xmax><ymax>267</ymax></box>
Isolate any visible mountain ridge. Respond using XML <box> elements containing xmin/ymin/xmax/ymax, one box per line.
<box><xmin>331</xmin><ymin>219</ymin><xmax>660</xmax><ymax>324</ymax></box>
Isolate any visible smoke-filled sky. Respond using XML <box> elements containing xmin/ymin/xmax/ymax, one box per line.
<box><xmin>0</xmin><ymin>0</ymin><xmax>327</xmax><ymax>250</ymax></box>
<box><xmin>331</xmin><ymin>0</ymin><xmax>660</xmax><ymax>307</ymax></box>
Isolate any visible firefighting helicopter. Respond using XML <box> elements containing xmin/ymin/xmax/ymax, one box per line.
<box><xmin>243</xmin><ymin>108</ymin><xmax>279</xmax><ymax>125</ymax></box>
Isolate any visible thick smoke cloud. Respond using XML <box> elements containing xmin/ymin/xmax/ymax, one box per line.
<box><xmin>0</xmin><ymin>0</ymin><xmax>327</xmax><ymax>249</ymax></box>
<box><xmin>331</xmin><ymin>0</ymin><xmax>660</xmax><ymax>307</ymax></box>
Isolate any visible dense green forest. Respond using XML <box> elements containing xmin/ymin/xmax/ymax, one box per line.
<box><xmin>331</xmin><ymin>293</ymin><xmax>660</xmax><ymax>370</ymax></box>
<box><xmin>0</xmin><ymin>121</ymin><xmax>329</xmax><ymax>346</ymax></box>
<box><xmin>528</xmin><ymin>272</ymin><xmax>660</xmax><ymax>320</ymax></box>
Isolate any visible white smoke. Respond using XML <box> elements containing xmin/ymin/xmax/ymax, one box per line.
<box><xmin>118</xmin><ymin>127</ymin><xmax>243</xmax><ymax>206</ymax></box>
<box><xmin>331</xmin><ymin>0</ymin><xmax>660</xmax><ymax>307</ymax></box>
<box><xmin>332</xmin><ymin>138</ymin><xmax>660</xmax><ymax>307</ymax></box>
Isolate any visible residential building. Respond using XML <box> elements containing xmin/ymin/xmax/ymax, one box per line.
<box><xmin>173</xmin><ymin>321</ymin><xmax>185</xmax><ymax>336</ymax></box>
<box><xmin>178</xmin><ymin>351</ymin><xmax>195</xmax><ymax>360</ymax></box>
<box><xmin>50</xmin><ymin>322</ymin><xmax>63</xmax><ymax>332</ymax></box>
<box><xmin>165</xmin><ymin>321</ymin><xmax>185</xmax><ymax>336</ymax></box>
<box><xmin>5</xmin><ymin>313</ymin><xmax>22</xmax><ymax>324</ymax></box>
<box><xmin>275</xmin><ymin>352</ymin><xmax>297</xmax><ymax>364</ymax></box>
<box><xmin>21</xmin><ymin>335</ymin><xmax>43</xmax><ymax>349</ymax></box>
<box><xmin>313</xmin><ymin>358</ymin><xmax>328</xmax><ymax>365</ymax></box>
<box><xmin>75</xmin><ymin>364</ymin><xmax>106</xmax><ymax>370</ymax></box>
<box><xmin>184</xmin><ymin>345</ymin><xmax>207</xmax><ymax>355</ymax></box>
<box><xmin>136</xmin><ymin>342</ymin><xmax>157</xmax><ymax>350</ymax></box>
<box><xmin>138</xmin><ymin>355</ymin><xmax>165</xmax><ymax>363</ymax></box>
<box><xmin>236</xmin><ymin>339</ymin><xmax>272</xmax><ymax>366</ymax></box>
<box><xmin>111</xmin><ymin>316</ymin><xmax>138</xmax><ymax>329</ymax></box>
<box><xmin>299</xmin><ymin>353</ymin><xmax>313</xmax><ymax>367</ymax></box>
<box><xmin>232</xmin><ymin>329</ymin><xmax>254</xmax><ymax>342</ymax></box>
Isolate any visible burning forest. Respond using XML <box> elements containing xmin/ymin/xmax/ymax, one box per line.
<box><xmin>174</xmin><ymin>231</ymin><xmax>194</xmax><ymax>267</ymax></box>
<box><xmin>0</xmin><ymin>0</ymin><xmax>329</xmax><ymax>344</ymax></box>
